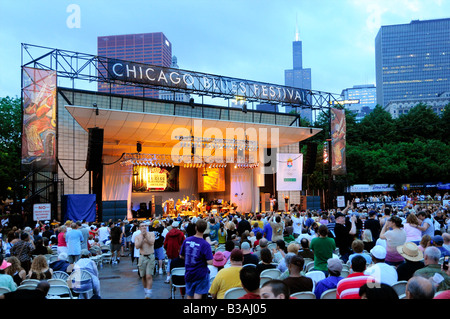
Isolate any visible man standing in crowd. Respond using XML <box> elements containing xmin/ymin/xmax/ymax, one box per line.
<box><xmin>10</xmin><ymin>232</ymin><xmax>34</xmax><ymax>273</ymax></box>
<box><xmin>164</xmin><ymin>221</ymin><xmax>185</xmax><ymax>284</ymax></box>
<box><xmin>364</xmin><ymin>211</ymin><xmax>381</xmax><ymax>242</ymax></box>
<box><xmin>334</xmin><ymin>212</ymin><xmax>357</xmax><ymax>263</ymax></box>
<box><xmin>110</xmin><ymin>222</ymin><xmax>123</xmax><ymax>264</ymax></box>
<box><xmin>179</xmin><ymin>219</ymin><xmax>213</xmax><ymax>299</ymax></box>
<box><xmin>149</xmin><ymin>219</ymin><xmax>166</xmax><ymax>275</ymax></box>
<box><xmin>65</xmin><ymin>222</ymin><xmax>84</xmax><ymax>264</ymax></box>
<box><xmin>134</xmin><ymin>221</ymin><xmax>155</xmax><ymax>299</ymax></box>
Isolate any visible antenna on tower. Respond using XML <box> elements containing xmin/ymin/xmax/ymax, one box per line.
<box><xmin>295</xmin><ymin>13</ymin><xmax>300</xmax><ymax>41</ymax></box>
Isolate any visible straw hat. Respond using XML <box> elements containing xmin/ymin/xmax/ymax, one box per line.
<box><xmin>397</xmin><ymin>242</ymin><xmax>423</xmax><ymax>262</ymax></box>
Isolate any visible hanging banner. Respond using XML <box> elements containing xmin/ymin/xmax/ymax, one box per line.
<box><xmin>330</xmin><ymin>108</ymin><xmax>346</xmax><ymax>175</ymax></box>
<box><xmin>21</xmin><ymin>67</ymin><xmax>57</xmax><ymax>172</ymax></box>
<box><xmin>276</xmin><ymin>153</ymin><xmax>303</xmax><ymax>191</ymax></box>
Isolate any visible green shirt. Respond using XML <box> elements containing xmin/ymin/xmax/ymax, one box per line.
<box><xmin>413</xmin><ymin>264</ymin><xmax>450</xmax><ymax>292</ymax></box>
<box><xmin>310</xmin><ymin>236</ymin><xmax>336</xmax><ymax>272</ymax></box>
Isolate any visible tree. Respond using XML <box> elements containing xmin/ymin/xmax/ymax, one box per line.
<box><xmin>440</xmin><ymin>104</ymin><xmax>450</xmax><ymax>144</ymax></box>
<box><xmin>395</xmin><ymin>103</ymin><xmax>443</xmax><ymax>143</ymax></box>
<box><xmin>0</xmin><ymin>96</ymin><xmax>22</xmax><ymax>201</ymax></box>
<box><xmin>356</xmin><ymin>105</ymin><xmax>395</xmax><ymax>145</ymax></box>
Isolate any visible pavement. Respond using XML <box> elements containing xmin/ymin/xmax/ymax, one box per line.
<box><xmin>97</xmin><ymin>251</ymin><xmax>173</xmax><ymax>300</ymax></box>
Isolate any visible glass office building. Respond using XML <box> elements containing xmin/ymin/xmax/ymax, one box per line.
<box><xmin>340</xmin><ymin>84</ymin><xmax>377</xmax><ymax>121</ymax></box>
<box><xmin>375</xmin><ymin>18</ymin><xmax>450</xmax><ymax>107</ymax></box>
<box><xmin>97</xmin><ymin>32</ymin><xmax>172</xmax><ymax>98</ymax></box>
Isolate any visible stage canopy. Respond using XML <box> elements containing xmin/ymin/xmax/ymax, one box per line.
<box><xmin>65</xmin><ymin>105</ymin><xmax>321</xmax><ymax>157</ymax></box>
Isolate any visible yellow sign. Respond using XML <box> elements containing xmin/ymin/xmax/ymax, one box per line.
<box><xmin>147</xmin><ymin>171</ymin><xmax>167</xmax><ymax>189</ymax></box>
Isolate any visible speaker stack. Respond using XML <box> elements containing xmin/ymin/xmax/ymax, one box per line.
<box><xmin>86</xmin><ymin>127</ymin><xmax>104</xmax><ymax>171</ymax></box>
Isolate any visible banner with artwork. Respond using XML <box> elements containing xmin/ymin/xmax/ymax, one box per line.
<box><xmin>276</xmin><ymin>153</ymin><xmax>303</xmax><ymax>191</ymax></box>
<box><xmin>21</xmin><ymin>67</ymin><xmax>57</xmax><ymax>172</ymax></box>
<box><xmin>330</xmin><ymin>108</ymin><xmax>346</xmax><ymax>175</ymax></box>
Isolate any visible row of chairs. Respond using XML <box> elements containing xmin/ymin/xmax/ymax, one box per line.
<box><xmin>10</xmin><ymin>269</ymin><xmax>94</xmax><ymax>299</ymax></box>
<box><xmin>223</xmin><ymin>287</ymin><xmax>338</xmax><ymax>299</ymax></box>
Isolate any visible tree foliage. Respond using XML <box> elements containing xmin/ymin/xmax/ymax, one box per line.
<box><xmin>309</xmin><ymin>103</ymin><xmax>450</xmax><ymax>188</ymax></box>
<box><xmin>0</xmin><ymin>96</ymin><xmax>22</xmax><ymax>201</ymax></box>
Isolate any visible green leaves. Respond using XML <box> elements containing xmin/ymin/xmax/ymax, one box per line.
<box><xmin>310</xmin><ymin>102</ymin><xmax>450</xmax><ymax>186</ymax></box>
<box><xmin>0</xmin><ymin>96</ymin><xmax>22</xmax><ymax>201</ymax></box>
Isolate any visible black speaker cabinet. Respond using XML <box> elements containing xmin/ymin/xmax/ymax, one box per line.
<box><xmin>86</xmin><ymin>127</ymin><xmax>104</xmax><ymax>171</ymax></box>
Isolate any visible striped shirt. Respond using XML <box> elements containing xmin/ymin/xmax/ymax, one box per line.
<box><xmin>336</xmin><ymin>272</ymin><xmax>377</xmax><ymax>299</ymax></box>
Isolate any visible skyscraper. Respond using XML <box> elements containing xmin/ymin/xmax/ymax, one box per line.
<box><xmin>375</xmin><ymin>18</ymin><xmax>450</xmax><ymax>107</ymax></box>
<box><xmin>97</xmin><ymin>32</ymin><xmax>172</xmax><ymax>98</ymax></box>
<box><xmin>284</xmin><ymin>25</ymin><xmax>312</xmax><ymax>122</ymax></box>
<box><xmin>340</xmin><ymin>84</ymin><xmax>377</xmax><ymax>121</ymax></box>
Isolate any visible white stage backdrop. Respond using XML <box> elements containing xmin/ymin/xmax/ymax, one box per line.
<box><xmin>230</xmin><ymin>168</ymin><xmax>253</xmax><ymax>213</ymax></box>
<box><xmin>102</xmin><ymin>155</ymin><xmax>132</xmax><ymax>218</ymax></box>
<box><xmin>276</xmin><ymin>153</ymin><xmax>303</xmax><ymax>191</ymax></box>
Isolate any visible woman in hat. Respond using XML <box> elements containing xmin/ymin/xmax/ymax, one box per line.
<box><xmin>4</xmin><ymin>256</ymin><xmax>26</xmax><ymax>286</ymax></box>
<box><xmin>379</xmin><ymin>216</ymin><xmax>407</xmax><ymax>266</ymax></box>
<box><xmin>209</xmin><ymin>251</ymin><xmax>227</xmax><ymax>279</ymax></box>
<box><xmin>0</xmin><ymin>256</ymin><xmax>17</xmax><ymax>292</ymax></box>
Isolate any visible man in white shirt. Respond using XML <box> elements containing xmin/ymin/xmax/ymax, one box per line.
<box><xmin>290</xmin><ymin>212</ymin><xmax>304</xmax><ymax>239</ymax></box>
<box><xmin>98</xmin><ymin>223</ymin><xmax>110</xmax><ymax>244</ymax></box>
<box><xmin>364</xmin><ymin>245</ymin><xmax>398</xmax><ymax>286</ymax></box>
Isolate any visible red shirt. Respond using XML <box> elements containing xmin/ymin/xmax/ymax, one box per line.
<box><xmin>336</xmin><ymin>272</ymin><xmax>376</xmax><ymax>299</ymax></box>
<box><xmin>239</xmin><ymin>292</ymin><xmax>261</xmax><ymax>299</ymax></box>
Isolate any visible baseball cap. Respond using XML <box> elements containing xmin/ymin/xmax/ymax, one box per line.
<box><xmin>370</xmin><ymin>245</ymin><xmax>387</xmax><ymax>260</ymax></box>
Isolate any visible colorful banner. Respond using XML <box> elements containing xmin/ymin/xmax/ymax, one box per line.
<box><xmin>21</xmin><ymin>67</ymin><xmax>57</xmax><ymax>172</ymax></box>
<box><xmin>276</xmin><ymin>153</ymin><xmax>303</xmax><ymax>191</ymax></box>
<box><xmin>330</xmin><ymin>108</ymin><xmax>346</xmax><ymax>175</ymax></box>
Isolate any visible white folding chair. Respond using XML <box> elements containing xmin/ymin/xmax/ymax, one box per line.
<box><xmin>259</xmin><ymin>276</ymin><xmax>273</xmax><ymax>288</ymax></box>
<box><xmin>0</xmin><ymin>287</ymin><xmax>11</xmax><ymax>295</ymax></box>
<box><xmin>17</xmin><ymin>284</ymin><xmax>37</xmax><ymax>290</ymax></box>
<box><xmin>290</xmin><ymin>291</ymin><xmax>316</xmax><ymax>299</ymax></box>
<box><xmin>48</xmin><ymin>278</ymin><xmax>69</xmax><ymax>286</ymax></box>
<box><xmin>101</xmin><ymin>245</ymin><xmax>112</xmax><ymax>264</ymax></box>
<box><xmin>340</xmin><ymin>269</ymin><xmax>350</xmax><ymax>278</ymax></box>
<box><xmin>320</xmin><ymin>288</ymin><xmax>337</xmax><ymax>299</ymax></box>
<box><xmin>52</xmin><ymin>271</ymin><xmax>70</xmax><ymax>280</ymax></box>
<box><xmin>304</xmin><ymin>261</ymin><xmax>315</xmax><ymax>272</ymax></box>
<box><xmin>305</xmin><ymin>270</ymin><xmax>325</xmax><ymax>284</ymax></box>
<box><xmin>170</xmin><ymin>267</ymin><xmax>186</xmax><ymax>299</ymax></box>
<box><xmin>391</xmin><ymin>280</ymin><xmax>408</xmax><ymax>297</ymax></box>
<box><xmin>20</xmin><ymin>279</ymin><xmax>40</xmax><ymax>287</ymax></box>
<box><xmin>260</xmin><ymin>268</ymin><xmax>282</xmax><ymax>279</ymax></box>
<box><xmin>70</xmin><ymin>270</ymin><xmax>94</xmax><ymax>299</ymax></box>
<box><xmin>224</xmin><ymin>287</ymin><xmax>246</xmax><ymax>299</ymax></box>
<box><xmin>47</xmin><ymin>285</ymin><xmax>74</xmax><ymax>299</ymax></box>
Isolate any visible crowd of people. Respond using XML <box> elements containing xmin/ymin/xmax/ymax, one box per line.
<box><xmin>0</xmin><ymin>195</ymin><xmax>449</xmax><ymax>300</ymax></box>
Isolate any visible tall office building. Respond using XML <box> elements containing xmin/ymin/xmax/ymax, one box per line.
<box><xmin>284</xmin><ymin>27</ymin><xmax>312</xmax><ymax>122</ymax></box>
<box><xmin>375</xmin><ymin>18</ymin><xmax>450</xmax><ymax>107</ymax></box>
<box><xmin>97</xmin><ymin>32</ymin><xmax>172</xmax><ymax>98</ymax></box>
<box><xmin>340</xmin><ymin>84</ymin><xmax>377</xmax><ymax>121</ymax></box>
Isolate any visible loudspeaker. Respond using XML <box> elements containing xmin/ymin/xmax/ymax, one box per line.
<box><xmin>305</xmin><ymin>142</ymin><xmax>317</xmax><ymax>175</ymax></box>
<box><xmin>137</xmin><ymin>142</ymin><xmax>142</xmax><ymax>153</ymax></box>
<box><xmin>86</xmin><ymin>128</ymin><xmax>104</xmax><ymax>171</ymax></box>
<box><xmin>153</xmin><ymin>196</ymin><xmax>162</xmax><ymax>217</ymax></box>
